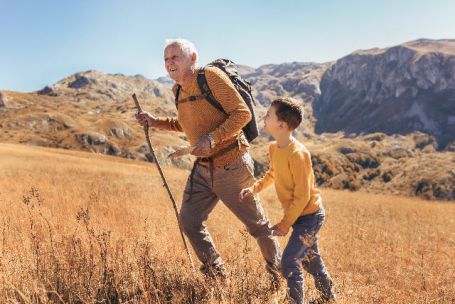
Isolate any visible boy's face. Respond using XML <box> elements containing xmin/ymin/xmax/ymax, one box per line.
<box><xmin>263</xmin><ymin>105</ymin><xmax>284</xmax><ymax>136</ymax></box>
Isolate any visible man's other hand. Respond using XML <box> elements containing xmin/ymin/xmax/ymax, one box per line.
<box><xmin>239</xmin><ymin>187</ymin><xmax>254</xmax><ymax>201</ymax></box>
<box><xmin>192</xmin><ymin>135</ymin><xmax>212</xmax><ymax>157</ymax></box>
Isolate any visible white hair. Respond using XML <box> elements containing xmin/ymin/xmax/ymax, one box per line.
<box><xmin>165</xmin><ymin>38</ymin><xmax>198</xmax><ymax>65</ymax></box>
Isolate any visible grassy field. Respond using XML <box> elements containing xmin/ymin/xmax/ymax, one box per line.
<box><xmin>0</xmin><ymin>143</ymin><xmax>454</xmax><ymax>303</ymax></box>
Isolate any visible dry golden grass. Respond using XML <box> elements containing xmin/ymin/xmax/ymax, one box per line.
<box><xmin>1</xmin><ymin>143</ymin><xmax>454</xmax><ymax>303</ymax></box>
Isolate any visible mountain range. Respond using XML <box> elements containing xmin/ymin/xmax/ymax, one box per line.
<box><xmin>1</xmin><ymin>38</ymin><xmax>454</xmax><ymax>200</ymax></box>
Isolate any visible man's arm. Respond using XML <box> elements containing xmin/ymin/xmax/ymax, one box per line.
<box><xmin>204</xmin><ymin>67</ymin><xmax>251</xmax><ymax>145</ymax></box>
<box><xmin>136</xmin><ymin>112</ymin><xmax>183</xmax><ymax>132</ymax></box>
<box><xmin>154</xmin><ymin>116</ymin><xmax>183</xmax><ymax>132</ymax></box>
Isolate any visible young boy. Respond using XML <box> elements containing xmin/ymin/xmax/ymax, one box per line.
<box><xmin>240</xmin><ymin>98</ymin><xmax>336</xmax><ymax>304</ymax></box>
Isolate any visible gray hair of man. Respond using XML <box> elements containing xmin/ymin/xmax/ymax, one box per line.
<box><xmin>165</xmin><ymin>38</ymin><xmax>198</xmax><ymax>66</ymax></box>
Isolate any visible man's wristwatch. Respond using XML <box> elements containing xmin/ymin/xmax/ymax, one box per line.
<box><xmin>207</xmin><ymin>134</ymin><xmax>216</xmax><ymax>149</ymax></box>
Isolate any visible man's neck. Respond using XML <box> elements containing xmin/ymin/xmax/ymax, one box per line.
<box><xmin>178</xmin><ymin>67</ymin><xmax>197</xmax><ymax>91</ymax></box>
<box><xmin>275</xmin><ymin>133</ymin><xmax>294</xmax><ymax>149</ymax></box>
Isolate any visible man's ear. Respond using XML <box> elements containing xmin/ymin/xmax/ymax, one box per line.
<box><xmin>191</xmin><ymin>52</ymin><xmax>197</xmax><ymax>64</ymax></box>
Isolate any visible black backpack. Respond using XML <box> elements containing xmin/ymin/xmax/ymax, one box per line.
<box><xmin>175</xmin><ymin>59</ymin><xmax>259</xmax><ymax>142</ymax></box>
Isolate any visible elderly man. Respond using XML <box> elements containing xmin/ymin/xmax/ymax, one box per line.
<box><xmin>136</xmin><ymin>38</ymin><xmax>280</xmax><ymax>278</ymax></box>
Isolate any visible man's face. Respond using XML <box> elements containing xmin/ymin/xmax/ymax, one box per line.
<box><xmin>263</xmin><ymin>105</ymin><xmax>282</xmax><ymax>136</ymax></box>
<box><xmin>164</xmin><ymin>44</ymin><xmax>194</xmax><ymax>83</ymax></box>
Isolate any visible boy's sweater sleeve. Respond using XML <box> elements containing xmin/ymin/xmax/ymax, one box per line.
<box><xmin>276</xmin><ymin>151</ymin><xmax>312</xmax><ymax>234</ymax></box>
<box><xmin>251</xmin><ymin>145</ymin><xmax>275</xmax><ymax>194</ymax></box>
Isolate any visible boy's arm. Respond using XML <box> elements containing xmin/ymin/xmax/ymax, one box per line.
<box><xmin>275</xmin><ymin>151</ymin><xmax>312</xmax><ymax>234</ymax></box>
<box><xmin>251</xmin><ymin>169</ymin><xmax>274</xmax><ymax>194</ymax></box>
<box><xmin>251</xmin><ymin>145</ymin><xmax>275</xmax><ymax>194</ymax></box>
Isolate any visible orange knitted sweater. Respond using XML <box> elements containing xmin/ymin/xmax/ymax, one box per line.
<box><xmin>154</xmin><ymin>66</ymin><xmax>251</xmax><ymax>167</ymax></box>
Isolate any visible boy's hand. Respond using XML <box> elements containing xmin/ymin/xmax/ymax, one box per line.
<box><xmin>239</xmin><ymin>187</ymin><xmax>254</xmax><ymax>201</ymax></box>
<box><xmin>271</xmin><ymin>225</ymin><xmax>287</xmax><ymax>236</ymax></box>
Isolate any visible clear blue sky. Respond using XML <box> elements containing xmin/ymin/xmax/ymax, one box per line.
<box><xmin>1</xmin><ymin>0</ymin><xmax>454</xmax><ymax>92</ymax></box>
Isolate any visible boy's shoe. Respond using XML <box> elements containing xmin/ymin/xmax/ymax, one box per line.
<box><xmin>200</xmin><ymin>263</ymin><xmax>227</xmax><ymax>280</ymax></box>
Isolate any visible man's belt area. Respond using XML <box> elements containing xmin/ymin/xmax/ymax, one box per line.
<box><xmin>197</xmin><ymin>141</ymin><xmax>240</xmax><ymax>167</ymax></box>
<box><xmin>188</xmin><ymin>140</ymin><xmax>243</xmax><ymax>197</ymax></box>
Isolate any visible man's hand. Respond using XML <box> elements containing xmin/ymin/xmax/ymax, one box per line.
<box><xmin>191</xmin><ymin>135</ymin><xmax>212</xmax><ymax>157</ymax></box>
<box><xmin>239</xmin><ymin>187</ymin><xmax>254</xmax><ymax>201</ymax></box>
<box><xmin>135</xmin><ymin>112</ymin><xmax>158</xmax><ymax>128</ymax></box>
<box><xmin>271</xmin><ymin>225</ymin><xmax>287</xmax><ymax>236</ymax></box>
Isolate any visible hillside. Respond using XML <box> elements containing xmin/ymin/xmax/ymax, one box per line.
<box><xmin>0</xmin><ymin>143</ymin><xmax>454</xmax><ymax>303</ymax></box>
<box><xmin>241</xmin><ymin>61</ymin><xmax>331</xmax><ymax>134</ymax></box>
<box><xmin>0</xmin><ymin>88</ymin><xmax>194</xmax><ymax>170</ymax></box>
<box><xmin>1</xmin><ymin>39</ymin><xmax>455</xmax><ymax>201</ymax></box>
<box><xmin>2</xmin><ymin>88</ymin><xmax>453</xmax><ymax>201</ymax></box>
<box><xmin>315</xmin><ymin>39</ymin><xmax>455</xmax><ymax>149</ymax></box>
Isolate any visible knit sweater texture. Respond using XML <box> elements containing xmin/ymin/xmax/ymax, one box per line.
<box><xmin>154</xmin><ymin>66</ymin><xmax>251</xmax><ymax>167</ymax></box>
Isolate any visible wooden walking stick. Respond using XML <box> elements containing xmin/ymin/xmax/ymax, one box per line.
<box><xmin>132</xmin><ymin>93</ymin><xmax>195</xmax><ymax>273</ymax></box>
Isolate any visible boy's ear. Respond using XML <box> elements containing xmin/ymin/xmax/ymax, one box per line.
<box><xmin>279</xmin><ymin>121</ymin><xmax>292</xmax><ymax>131</ymax></box>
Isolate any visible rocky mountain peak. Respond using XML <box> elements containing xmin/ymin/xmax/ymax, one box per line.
<box><xmin>37</xmin><ymin>70</ymin><xmax>175</xmax><ymax>104</ymax></box>
<box><xmin>315</xmin><ymin>39</ymin><xmax>455</xmax><ymax>149</ymax></box>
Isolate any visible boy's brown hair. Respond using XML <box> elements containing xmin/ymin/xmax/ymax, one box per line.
<box><xmin>271</xmin><ymin>97</ymin><xmax>303</xmax><ymax>130</ymax></box>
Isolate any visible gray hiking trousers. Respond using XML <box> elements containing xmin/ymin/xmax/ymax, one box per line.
<box><xmin>179</xmin><ymin>152</ymin><xmax>281</xmax><ymax>269</ymax></box>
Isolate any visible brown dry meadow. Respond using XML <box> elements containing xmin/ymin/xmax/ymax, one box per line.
<box><xmin>0</xmin><ymin>143</ymin><xmax>454</xmax><ymax>303</ymax></box>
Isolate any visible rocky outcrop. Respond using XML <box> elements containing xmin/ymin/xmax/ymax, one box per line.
<box><xmin>308</xmin><ymin>132</ymin><xmax>455</xmax><ymax>201</ymax></box>
<box><xmin>242</xmin><ymin>62</ymin><xmax>331</xmax><ymax>106</ymax></box>
<box><xmin>97</xmin><ymin>119</ymin><xmax>131</xmax><ymax>138</ymax></box>
<box><xmin>36</xmin><ymin>70</ymin><xmax>176</xmax><ymax>105</ymax></box>
<box><xmin>315</xmin><ymin>39</ymin><xmax>455</xmax><ymax>149</ymax></box>
<box><xmin>37</xmin><ymin>85</ymin><xmax>60</xmax><ymax>96</ymax></box>
<box><xmin>0</xmin><ymin>91</ymin><xmax>8</xmax><ymax>107</ymax></box>
<box><xmin>241</xmin><ymin>62</ymin><xmax>331</xmax><ymax>136</ymax></box>
<box><xmin>75</xmin><ymin>132</ymin><xmax>107</xmax><ymax>145</ymax></box>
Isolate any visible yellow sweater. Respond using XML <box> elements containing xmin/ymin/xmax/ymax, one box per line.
<box><xmin>252</xmin><ymin>139</ymin><xmax>322</xmax><ymax>233</ymax></box>
<box><xmin>154</xmin><ymin>66</ymin><xmax>250</xmax><ymax>167</ymax></box>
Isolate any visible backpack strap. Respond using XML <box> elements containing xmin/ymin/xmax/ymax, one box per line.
<box><xmin>197</xmin><ymin>68</ymin><xmax>227</xmax><ymax>114</ymax></box>
<box><xmin>175</xmin><ymin>85</ymin><xmax>181</xmax><ymax>109</ymax></box>
<box><xmin>179</xmin><ymin>95</ymin><xmax>205</xmax><ymax>104</ymax></box>
<box><xmin>175</xmin><ymin>84</ymin><xmax>206</xmax><ymax>107</ymax></box>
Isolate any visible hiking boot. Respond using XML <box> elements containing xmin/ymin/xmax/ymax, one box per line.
<box><xmin>265</xmin><ymin>262</ymin><xmax>282</xmax><ymax>291</ymax></box>
<box><xmin>200</xmin><ymin>263</ymin><xmax>227</xmax><ymax>280</ymax></box>
<box><xmin>308</xmin><ymin>293</ymin><xmax>337</xmax><ymax>304</ymax></box>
